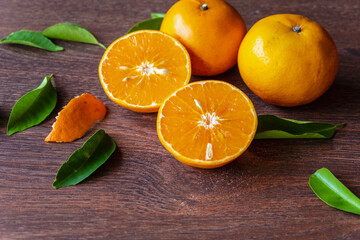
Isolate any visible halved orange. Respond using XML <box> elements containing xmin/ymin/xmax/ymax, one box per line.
<box><xmin>157</xmin><ymin>80</ymin><xmax>257</xmax><ymax>168</ymax></box>
<box><xmin>98</xmin><ymin>30</ymin><xmax>191</xmax><ymax>112</ymax></box>
<box><xmin>45</xmin><ymin>93</ymin><xmax>106</xmax><ymax>142</ymax></box>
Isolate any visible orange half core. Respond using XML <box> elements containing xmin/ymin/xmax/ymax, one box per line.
<box><xmin>157</xmin><ymin>80</ymin><xmax>258</xmax><ymax>168</ymax></box>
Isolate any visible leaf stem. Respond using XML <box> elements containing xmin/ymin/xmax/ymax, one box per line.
<box><xmin>335</xmin><ymin>123</ymin><xmax>346</xmax><ymax>128</ymax></box>
<box><xmin>98</xmin><ymin>43</ymin><xmax>106</xmax><ymax>50</ymax></box>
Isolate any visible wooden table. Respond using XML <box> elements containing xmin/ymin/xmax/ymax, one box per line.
<box><xmin>1</xmin><ymin>0</ymin><xmax>359</xmax><ymax>239</ymax></box>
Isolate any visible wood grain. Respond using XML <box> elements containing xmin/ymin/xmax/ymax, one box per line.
<box><xmin>1</xmin><ymin>0</ymin><xmax>360</xmax><ymax>239</ymax></box>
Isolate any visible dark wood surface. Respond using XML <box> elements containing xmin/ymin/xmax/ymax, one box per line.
<box><xmin>1</xmin><ymin>0</ymin><xmax>359</xmax><ymax>239</ymax></box>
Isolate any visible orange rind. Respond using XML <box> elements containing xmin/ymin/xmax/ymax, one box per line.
<box><xmin>45</xmin><ymin>93</ymin><xmax>106</xmax><ymax>142</ymax></box>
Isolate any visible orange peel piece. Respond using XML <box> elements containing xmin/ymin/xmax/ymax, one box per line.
<box><xmin>45</xmin><ymin>93</ymin><xmax>106</xmax><ymax>142</ymax></box>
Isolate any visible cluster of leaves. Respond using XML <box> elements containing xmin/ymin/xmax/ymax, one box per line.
<box><xmin>2</xmin><ymin>23</ymin><xmax>115</xmax><ymax>189</ymax></box>
<box><xmin>7</xmin><ymin>75</ymin><xmax>115</xmax><ymax>189</ymax></box>
<box><xmin>0</xmin><ymin>23</ymin><xmax>105</xmax><ymax>51</ymax></box>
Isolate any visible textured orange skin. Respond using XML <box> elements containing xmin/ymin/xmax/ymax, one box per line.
<box><xmin>45</xmin><ymin>93</ymin><xmax>106</xmax><ymax>142</ymax></box>
<box><xmin>160</xmin><ymin>0</ymin><xmax>246</xmax><ymax>76</ymax></box>
<box><xmin>238</xmin><ymin>14</ymin><xmax>339</xmax><ymax>107</ymax></box>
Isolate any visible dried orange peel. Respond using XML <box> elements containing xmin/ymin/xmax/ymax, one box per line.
<box><xmin>157</xmin><ymin>80</ymin><xmax>257</xmax><ymax>168</ymax></box>
<box><xmin>45</xmin><ymin>93</ymin><xmax>106</xmax><ymax>142</ymax></box>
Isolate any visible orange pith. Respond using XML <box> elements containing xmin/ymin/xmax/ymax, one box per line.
<box><xmin>45</xmin><ymin>93</ymin><xmax>106</xmax><ymax>142</ymax></box>
<box><xmin>99</xmin><ymin>30</ymin><xmax>191</xmax><ymax>112</ymax></box>
<box><xmin>157</xmin><ymin>80</ymin><xmax>257</xmax><ymax>168</ymax></box>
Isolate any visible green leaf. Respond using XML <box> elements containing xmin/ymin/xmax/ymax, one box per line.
<box><xmin>7</xmin><ymin>75</ymin><xmax>57</xmax><ymax>135</ymax></box>
<box><xmin>0</xmin><ymin>30</ymin><xmax>63</xmax><ymax>51</ymax></box>
<box><xmin>309</xmin><ymin>168</ymin><xmax>360</xmax><ymax>215</ymax></box>
<box><xmin>255</xmin><ymin>114</ymin><xmax>345</xmax><ymax>139</ymax></box>
<box><xmin>151</xmin><ymin>13</ymin><xmax>165</xmax><ymax>19</ymax></box>
<box><xmin>127</xmin><ymin>18</ymin><xmax>163</xmax><ymax>34</ymax></box>
<box><xmin>53</xmin><ymin>129</ymin><xmax>116</xmax><ymax>189</ymax></box>
<box><xmin>42</xmin><ymin>23</ymin><xmax>106</xmax><ymax>49</ymax></box>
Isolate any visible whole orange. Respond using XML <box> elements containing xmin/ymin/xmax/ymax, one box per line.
<box><xmin>160</xmin><ymin>0</ymin><xmax>246</xmax><ymax>76</ymax></box>
<box><xmin>238</xmin><ymin>14</ymin><xmax>338</xmax><ymax>107</ymax></box>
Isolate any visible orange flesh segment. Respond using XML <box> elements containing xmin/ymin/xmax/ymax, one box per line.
<box><xmin>45</xmin><ymin>93</ymin><xmax>106</xmax><ymax>142</ymax></box>
<box><xmin>157</xmin><ymin>81</ymin><xmax>257</xmax><ymax>168</ymax></box>
<box><xmin>99</xmin><ymin>30</ymin><xmax>191</xmax><ymax>112</ymax></box>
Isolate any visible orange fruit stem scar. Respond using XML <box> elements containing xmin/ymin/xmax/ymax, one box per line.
<box><xmin>157</xmin><ymin>80</ymin><xmax>257</xmax><ymax>169</ymax></box>
<box><xmin>200</xmin><ymin>4</ymin><xmax>208</xmax><ymax>11</ymax></box>
<box><xmin>45</xmin><ymin>93</ymin><xmax>106</xmax><ymax>142</ymax></box>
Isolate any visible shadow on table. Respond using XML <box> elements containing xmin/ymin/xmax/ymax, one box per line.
<box><xmin>190</xmin><ymin>65</ymin><xmax>360</xmax><ymax>117</ymax></box>
<box><xmin>192</xmin><ymin>136</ymin><xmax>343</xmax><ymax>185</ymax></box>
<box><xmin>0</xmin><ymin>108</ymin><xmax>9</xmax><ymax>134</ymax></box>
<box><xmin>283</xmin><ymin>80</ymin><xmax>360</xmax><ymax>114</ymax></box>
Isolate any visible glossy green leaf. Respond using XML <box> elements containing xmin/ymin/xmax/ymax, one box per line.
<box><xmin>255</xmin><ymin>114</ymin><xmax>345</xmax><ymax>139</ymax></box>
<box><xmin>127</xmin><ymin>18</ymin><xmax>163</xmax><ymax>34</ymax></box>
<box><xmin>151</xmin><ymin>13</ymin><xmax>165</xmax><ymax>19</ymax></box>
<box><xmin>42</xmin><ymin>23</ymin><xmax>106</xmax><ymax>49</ymax></box>
<box><xmin>309</xmin><ymin>168</ymin><xmax>360</xmax><ymax>215</ymax></box>
<box><xmin>0</xmin><ymin>30</ymin><xmax>63</xmax><ymax>51</ymax></box>
<box><xmin>7</xmin><ymin>75</ymin><xmax>57</xmax><ymax>135</ymax></box>
<box><xmin>53</xmin><ymin>129</ymin><xmax>116</xmax><ymax>189</ymax></box>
